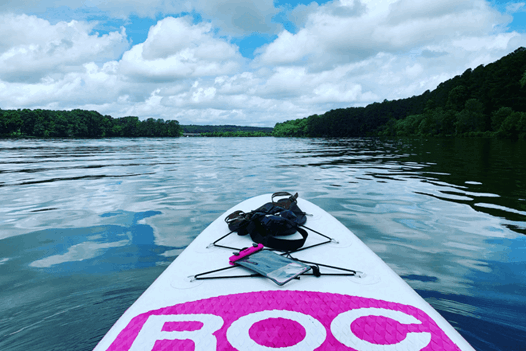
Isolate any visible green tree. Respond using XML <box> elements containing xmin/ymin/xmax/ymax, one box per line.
<box><xmin>446</xmin><ymin>85</ymin><xmax>468</xmax><ymax>111</ymax></box>
<box><xmin>491</xmin><ymin>107</ymin><xmax>513</xmax><ymax>131</ymax></box>
<box><xmin>51</xmin><ymin>112</ymin><xmax>70</xmax><ymax>137</ymax></box>
<box><xmin>1</xmin><ymin>110</ymin><xmax>22</xmax><ymax>136</ymax></box>
<box><xmin>394</xmin><ymin>114</ymin><xmax>424</xmax><ymax>136</ymax></box>
<box><xmin>455</xmin><ymin>99</ymin><xmax>484</xmax><ymax>134</ymax></box>
<box><xmin>497</xmin><ymin>111</ymin><xmax>525</xmax><ymax>139</ymax></box>
<box><xmin>273</xmin><ymin>118</ymin><xmax>309</xmax><ymax>137</ymax></box>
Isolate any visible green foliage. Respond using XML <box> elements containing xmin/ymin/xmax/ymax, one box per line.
<box><xmin>272</xmin><ymin>118</ymin><xmax>309</xmax><ymax>137</ymax></box>
<box><xmin>181</xmin><ymin>125</ymin><xmax>272</xmax><ymax>134</ymax></box>
<box><xmin>396</xmin><ymin>114</ymin><xmax>424</xmax><ymax>136</ymax></box>
<box><xmin>0</xmin><ymin>110</ymin><xmax>22</xmax><ymax>136</ymax></box>
<box><xmin>491</xmin><ymin>107</ymin><xmax>513</xmax><ymax>131</ymax></box>
<box><xmin>273</xmin><ymin>47</ymin><xmax>526</xmax><ymax>140</ymax></box>
<box><xmin>446</xmin><ymin>86</ymin><xmax>468</xmax><ymax>111</ymax></box>
<box><xmin>455</xmin><ymin>98</ymin><xmax>485</xmax><ymax>134</ymax></box>
<box><xmin>201</xmin><ymin>131</ymin><xmax>271</xmax><ymax>137</ymax></box>
<box><xmin>0</xmin><ymin>109</ymin><xmax>182</xmax><ymax>138</ymax></box>
<box><xmin>496</xmin><ymin>111</ymin><xmax>526</xmax><ymax>139</ymax></box>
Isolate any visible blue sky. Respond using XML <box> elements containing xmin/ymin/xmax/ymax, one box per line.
<box><xmin>32</xmin><ymin>0</ymin><xmax>526</xmax><ymax>58</ymax></box>
<box><xmin>1</xmin><ymin>0</ymin><xmax>526</xmax><ymax>126</ymax></box>
<box><xmin>26</xmin><ymin>0</ymin><xmax>337</xmax><ymax>58</ymax></box>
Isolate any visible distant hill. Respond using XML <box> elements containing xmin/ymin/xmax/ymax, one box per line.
<box><xmin>274</xmin><ymin>47</ymin><xmax>526</xmax><ymax>139</ymax></box>
<box><xmin>181</xmin><ymin>125</ymin><xmax>273</xmax><ymax>134</ymax></box>
<box><xmin>0</xmin><ymin>112</ymin><xmax>273</xmax><ymax>138</ymax></box>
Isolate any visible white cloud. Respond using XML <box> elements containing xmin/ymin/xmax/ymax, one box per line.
<box><xmin>288</xmin><ymin>0</ymin><xmax>365</xmax><ymax>29</ymax></box>
<box><xmin>0</xmin><ymin>14</ymin><xmax>128</xmax><ymax>83</ymax></box>
<box><xmin>258</xmin><ymin>0</ymin><xmax>511</xmax><ymax>69</ymax></box>
<box><xmin>0</xmin><ymin>0</ymin><xmax>280</xmax><ymax>36</ymax></box>
<box><xmin>0</xmin><ymin>0</ymin><xmax>44</xmax><ymax>13</ymax></box>
<box><xmin>255</xmin><ymin>30</ymin><xmax>314</xmax><ymax>66</ymax></box>
<box><xmin>0</xmin><ymin>15</ymin><xmax>247</xmax><ymax>114</ymax></box>
<box><xmin>118</xmin><ymin>16</ymin><xmax>244</xmax><ymax>82</ymax></box>
<box><xmin>287</xmin><ymin>2</ymin><xmax>319</xmax><ymax>29</ymax></box>
<box><xmin>194</xmin><ymin>0</ymin><xmax>280</xmax><ymax>35</ymax></box>
<box><xmin>0</xmin><ymin>1</ymin><xmax>525</xmax><ymax>127</ymax></box>
<box><xmin>251</xmin><ymin>0</ymin><xmax>526</xmax><ymax>111</ymax></box>
<box><xmin>506</xmin><ymin>2</ymin><xmax>526</xmax><ymax>13</ymax></box>
<box><xmin>0</xmin><ymin>61</ymin><xmax>125</xmax><ymax>108</ymax></box>
<box><xmin>0</xmin><ymin>0</ymin><xmax>187</xmax><ymax>19</ymax></box>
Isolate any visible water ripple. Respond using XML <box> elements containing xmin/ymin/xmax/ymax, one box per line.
<box><xmin>0</xmin><ymin>137</ymin><xmax>525</xmax><ymax>351</ymax></box>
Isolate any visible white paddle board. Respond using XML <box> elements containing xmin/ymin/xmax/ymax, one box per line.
<box><xmin>94</xmin><ymin>194</ymin><xmax>475</xmax><ymax>351</ymax></box>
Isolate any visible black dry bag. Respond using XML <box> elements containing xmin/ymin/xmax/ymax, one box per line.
<box><xmin>225</xmin><ymin>192</ymin><xmax>308</xmax><ymax>251</ymax></box>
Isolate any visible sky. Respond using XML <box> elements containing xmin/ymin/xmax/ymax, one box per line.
<box><xmin>0</xmin><ymin>0</ymin><xmax>525</xmax><ymax>127</ymax></box>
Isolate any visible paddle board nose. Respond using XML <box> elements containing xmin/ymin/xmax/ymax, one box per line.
<box><xmin>94</xmin><ymin>194</ymin><xmax>475</xmax><ymax>351</ymax></box>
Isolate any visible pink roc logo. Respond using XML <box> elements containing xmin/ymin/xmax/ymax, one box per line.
<box><xmin>107</xmin><ymin>291</ymin><xmax>461</xmax><ymax>351</ymax></box>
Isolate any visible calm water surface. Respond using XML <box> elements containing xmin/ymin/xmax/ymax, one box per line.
<box><xmin>0</xmin><ymin>137</ymin><xmax>525</xmax><ymax>351</ymax></box>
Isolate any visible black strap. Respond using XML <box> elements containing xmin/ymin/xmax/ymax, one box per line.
<box><xmin>272</xmin><ymin>192</ymin><xmax>298</xmax><ymax>209</ymax></box>
<box><xmin>249</xmin><ymin>226</ymin><xmax>308</xmax><ymax>252</ymax></box>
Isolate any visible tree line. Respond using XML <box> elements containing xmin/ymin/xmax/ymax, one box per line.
<box><xmin>4</xmin><ymin>48</ymin><xmax>526</xmax><ymax>140</ymax></box>
<box><xmin>0</xmin><ymin>109</ymin><xmax>182</xmax><ymax>138</ymax></box>
<box><xmin>200</xmin><ymin>131</ymin><xmax>272</xmax><ymax>137</ymax></box>
<box><xmin>273</xmin><ymin>47</ymin><xmax>526</xmax><ymax>139</ymax></box>
<box><xmin>182</xmin><ymin>125</ymin><xmax>273</xmax><ymax>134</ymax></box>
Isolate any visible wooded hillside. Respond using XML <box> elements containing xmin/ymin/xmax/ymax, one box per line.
<box><xmin>273</xmin><ymin>47</ymin><xmax>526</xmax><ymax>139</ymax></box>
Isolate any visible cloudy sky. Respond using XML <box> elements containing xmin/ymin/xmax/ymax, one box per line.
<box><xmin>0</xmin><ymin>0</ymin><xmax>525</xmax><ymax>126</ymax></box>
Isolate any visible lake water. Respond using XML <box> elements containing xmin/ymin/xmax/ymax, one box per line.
<box><xmin>0</xmin><ymin>137</ymin><xmax>525</xmax><ymax>351</ymax></box>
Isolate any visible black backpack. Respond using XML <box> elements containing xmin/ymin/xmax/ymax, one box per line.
<box><xmin>225</xmin><ymin>192</ymin><xmax>308</xmax><ymax>251</ymax></box>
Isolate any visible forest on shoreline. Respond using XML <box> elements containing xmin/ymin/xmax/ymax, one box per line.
<box><xmin>0</xmin><ymin>110</ymin><xmax>275</xmax><ymax>138</ymax></box>
<box><xmin>2</xmin><ymin>48</ymin><xmax>526</xmax><ymax>140</ymax></box>
<box><xmin>182</xmin><ymin>125</ymin><xmax>272</xmax><ymax>137</ymax></box>
<box><xmin>273</xmin><ymin>47</ymin><xmax>526</xmax><ymax>139</ymax></box>
<box><xmin>0</xmin><ymin>109</ymin><xmax>182</xmax><ymax>138</ymax></box>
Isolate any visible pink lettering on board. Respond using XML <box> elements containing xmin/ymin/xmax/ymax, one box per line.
<box><xmin>249</xmin><ymin>317</ymin><xmax>306</xmax><ymax>347</ymax></box>
<box><xmin>107</xmin><ymin>290</ymin><xmax>461</xmax><ymax>351</ymax></box>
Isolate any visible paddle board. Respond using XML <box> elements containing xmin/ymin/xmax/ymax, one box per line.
<box><xmin>94</xmin><ymin>194</ymin><xmax>475</xmax><ymax>350</ymax></box>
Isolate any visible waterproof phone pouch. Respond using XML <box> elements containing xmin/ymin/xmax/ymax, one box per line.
<box><xmin>234</xmin><ymin>250</ymin><xmax>311</xmax><ymax>286</ymax></box>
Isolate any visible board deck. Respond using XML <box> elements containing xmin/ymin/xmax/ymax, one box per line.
<box><xmin>94</xmin><ymin>194</ymin><xmax>475</xmax><ymax>351</ymax></box>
